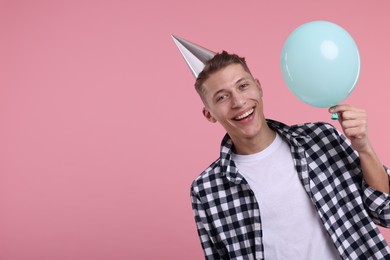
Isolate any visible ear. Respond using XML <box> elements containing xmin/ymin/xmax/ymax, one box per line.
<box><xmin>255</xmin><ymin>79</ymin><xmax>263</xmax><ymax>97</ymax></box>
<box><xmin>202</xmin><ymin>107</ymin><xmax>217</xmax><ymax>123</ymax></box>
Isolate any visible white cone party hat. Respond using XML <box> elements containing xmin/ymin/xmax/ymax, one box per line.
<box><xmin>171</xmin><ymin>35</ymin><xmax>216</xmax><ymax>78</ymax></box>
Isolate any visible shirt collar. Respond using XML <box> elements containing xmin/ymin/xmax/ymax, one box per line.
<box><xmin>219</xmin><ymin>119</ymin><xmax>310</xmax><ymax>184</ymax></box>
<box><xmin>266</xmin><ymin>119</ymin><xmax>311</xmax><ymax>146</ymax></box>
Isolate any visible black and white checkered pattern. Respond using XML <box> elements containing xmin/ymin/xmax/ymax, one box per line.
<box><xmin>191</xmin><ymin>119</ymin><xmax>390</xmax><ymax>260</ymax></box>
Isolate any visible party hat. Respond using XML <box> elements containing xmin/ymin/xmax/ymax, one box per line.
<box><xmin>171</xmin><ymin>35</ymin><xmax>216</xmax><ymax>78</ymax></box>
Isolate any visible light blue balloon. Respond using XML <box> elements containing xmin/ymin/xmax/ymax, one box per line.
<box><xmin>280</xmin><ymin>21</ymin><xmax>360</xmax><ymax>108</ymax></box>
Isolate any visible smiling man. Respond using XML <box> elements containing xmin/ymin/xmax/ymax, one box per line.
<box><xmin>173</xmin><ymin>36</ymin><xmax>390</xmax><ymax>260</ymax></box>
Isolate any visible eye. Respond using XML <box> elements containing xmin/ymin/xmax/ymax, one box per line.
<box><xmin>239</xmin><ymin>83</ymin><xmax>249</xmax><ymax>89</ymax></box>
<box><xmin>216</xmin><ymin>94</ymin><xmax>228</xmax><ymax>102</ymax></box>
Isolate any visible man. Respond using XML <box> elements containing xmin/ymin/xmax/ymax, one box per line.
<box><xmin>172</xmin><ymin>36</ymin><xmax>390</xmax><ymax>259</ymax></box>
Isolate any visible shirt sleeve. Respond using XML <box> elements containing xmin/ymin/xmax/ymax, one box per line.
<box><xmin>190</xmin><ymin>187</ymin><xmax>228</xmax><ymax>259</ymax></box>
<box><xmin>361</xmin><ymin>167</ymin><xmax>390</xmax><ymax>227</ymax></box>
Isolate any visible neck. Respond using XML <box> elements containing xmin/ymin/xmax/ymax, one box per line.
<box><xmin>232</xmin><ymin>125</ymin><xmax>276</xmax><ymax>155</ymax></box>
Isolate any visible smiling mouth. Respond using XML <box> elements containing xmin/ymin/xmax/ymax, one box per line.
<box><xmin>233</xmin><ymin>108</ymin><xmax>255</xmax><ymax>121</ymax></box>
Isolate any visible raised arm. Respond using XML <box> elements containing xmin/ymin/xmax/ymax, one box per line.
<box><xmin>330</xmin><ymin>104</ymin><xmax>389</xmax><ymax>194</ymax></box>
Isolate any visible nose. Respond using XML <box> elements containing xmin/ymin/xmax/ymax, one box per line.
<box><xmin>231</xmin><ymin>92</ymin><xmax>246</xmax><ymax>108</ymax></box>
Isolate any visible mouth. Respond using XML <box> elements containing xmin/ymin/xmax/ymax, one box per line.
<box><xmin>233</xmin><ymin>107</ymin><xmax>255</xmax><ymax>121</ymax></box>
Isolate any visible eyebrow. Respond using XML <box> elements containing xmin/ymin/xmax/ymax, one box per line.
<box><xmin>235</xmin><ymin>77</ymin><xmax>249</xmax><ymax>85</ymax></box>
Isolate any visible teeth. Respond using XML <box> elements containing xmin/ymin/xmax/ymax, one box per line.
<box><xmin>235</xmin><ymin>108</ymin><xmax>254</xmax><ymax>120</ymax></box>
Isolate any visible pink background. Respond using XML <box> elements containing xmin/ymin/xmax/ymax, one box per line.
<box><xmin>1</xmin><ymin>0</ymin><xmax>390</xmax><ymax>259</ymax></box>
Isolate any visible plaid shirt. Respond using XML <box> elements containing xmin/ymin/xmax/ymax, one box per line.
<box><xmin>190</xmin><ymin>119</ymin><xmax>390</xmax><ymax>260</ymax></box>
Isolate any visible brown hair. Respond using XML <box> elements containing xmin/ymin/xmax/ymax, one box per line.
<box><xmin>195</xmin><ymin>51</ymin><xmax>253</xmax><ymax>98</ymax></box>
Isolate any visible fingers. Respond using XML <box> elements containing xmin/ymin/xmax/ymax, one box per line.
<box><xmin>342</xmin><ymin>126</ymin><xmax>366</xmax><ymax>139</ymax></box>
<box><xmin>329</xmin><ymin>104</ymin><xmax>368</xmax><ymax>138</ymax></box>
<box><xmin>329</xmin><ymin>104</ymin><xmax>365</xmax><ymax>116</ymax></box>
<box><xmin>330</xmin><ymin>105</ymin><xmax>367</xmax><ymax>121</ymax></box>
<box><xmin>330</xmin><ymin>104</ymin><xmax>372</xmax><ymax>152</ymax></box>
<box><xmin>341</xmin><ymin>118</ymin><xmax>366</xmax><ymax>129</ymax></box>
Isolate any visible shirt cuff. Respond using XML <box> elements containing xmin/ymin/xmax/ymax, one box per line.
<box><xmin>362</xmin><ymin>168</ymin><xmax>390</xmax><ymax>214</ymax></box>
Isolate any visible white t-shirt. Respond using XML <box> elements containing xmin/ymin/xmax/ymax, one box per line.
<box><xmin>232</xmin><ymin>134</ymin><xmax>340</xmax><ymax>259</ymax></box>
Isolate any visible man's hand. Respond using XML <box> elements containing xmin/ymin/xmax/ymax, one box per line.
<box><xmin>329</xmin><ymin>104</ymin><xmax>372</xmax><ymax>154</ymax></box>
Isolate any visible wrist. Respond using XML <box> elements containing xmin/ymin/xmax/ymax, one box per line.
<box><xmin>354</xmin><ymin>138</ymin><xmax>374</xmax><ymax>155</ymax></box>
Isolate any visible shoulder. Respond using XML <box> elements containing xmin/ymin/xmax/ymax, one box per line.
<box><xmin>291</xmin><ymin>121</ymin><xmax>340</xmax><ymax>138</ymax></box>
<box><xmin>268</xmin><ymin>119</ymin><xmax>341</xmax><ymax>141</ymax></box>
<box><xmin>190</xmin><ymin>158</ymin><xmax>224</xmax><ymax>197</ymax></box>
<box><xmin>292</xmin><ymin>122</ymin><xmax>354</xmax><ymax>156</ymax></box>
<box><xmin>295</xmin><ymin>122</ymin><xmax>344</xmax><ymax>149</ymax></box>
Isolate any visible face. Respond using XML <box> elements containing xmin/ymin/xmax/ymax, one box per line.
<box><xmin>201</xmin><ymin>63</ymin><xmax>267</xmax><ymax>144</ymax></box>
